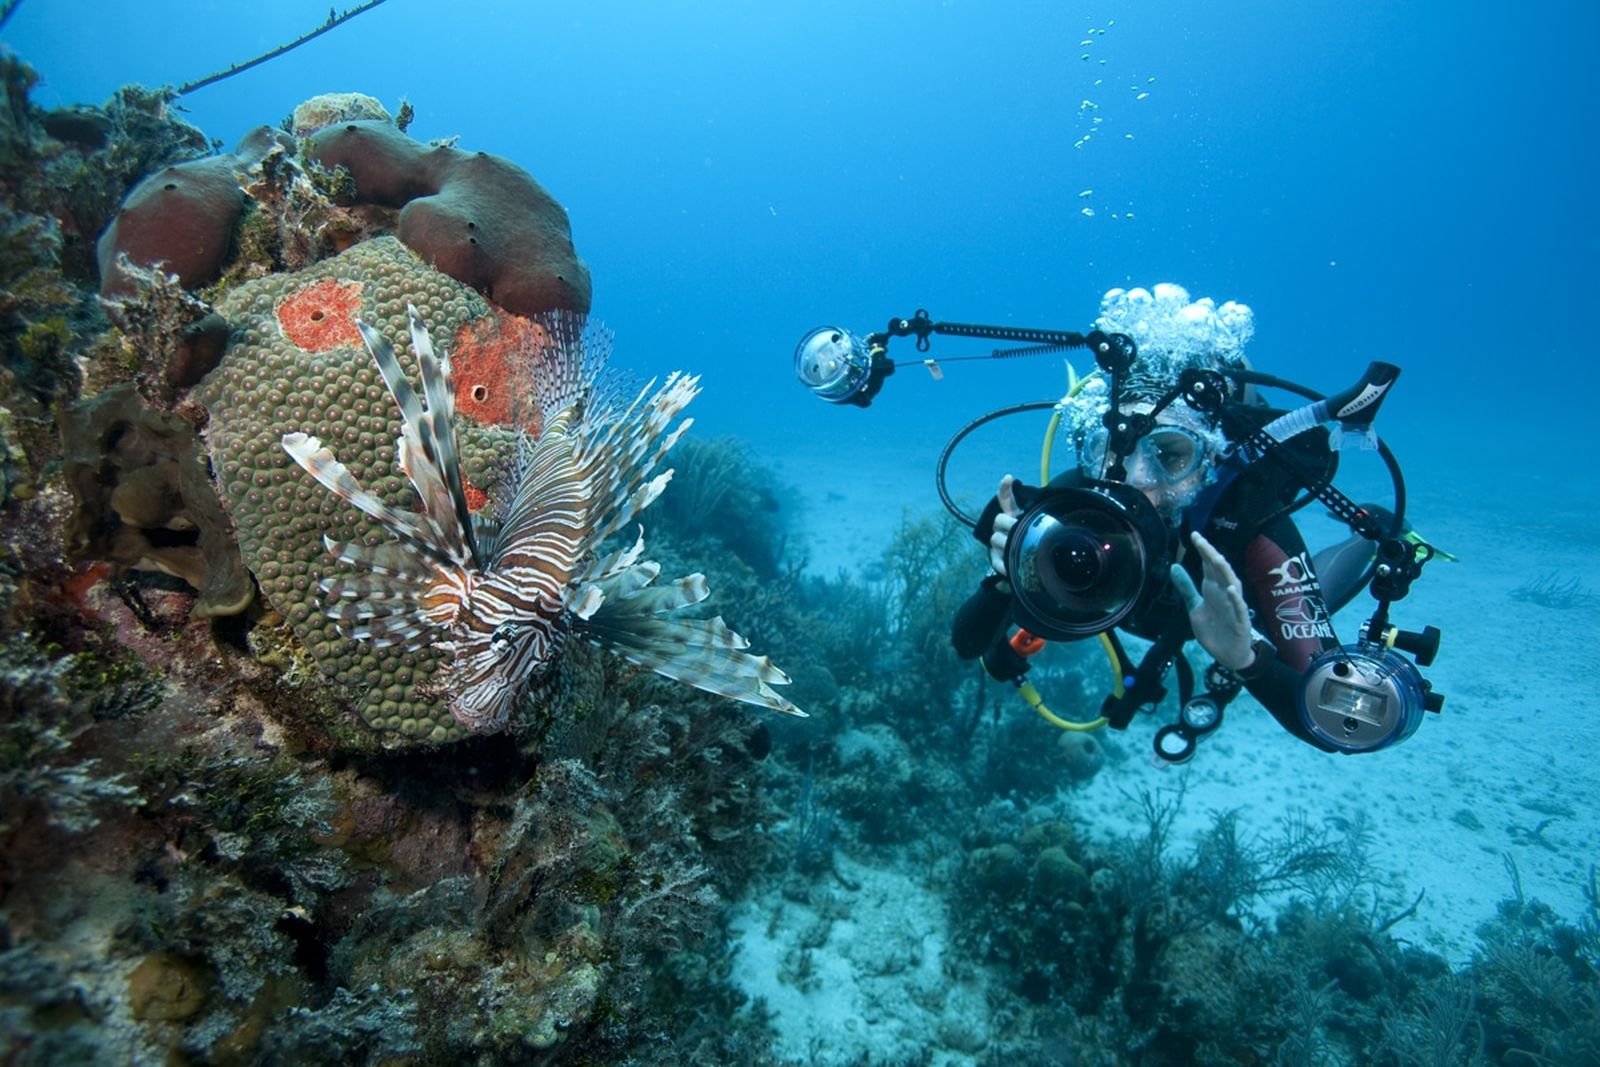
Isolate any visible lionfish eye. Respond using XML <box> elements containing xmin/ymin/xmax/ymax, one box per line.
<box><xmin>490</xmin><ymin>621</ymin><xmax>519</xmax><ymax>652</ymax></box>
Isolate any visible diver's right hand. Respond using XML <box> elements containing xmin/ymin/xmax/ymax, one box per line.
<box><xmin>988</xmin><ymin>474</ymin><xmax>1022</xmax><ymax>576</ymax></box>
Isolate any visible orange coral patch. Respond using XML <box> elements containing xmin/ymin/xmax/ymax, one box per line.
<box><xmin>462</xmin><ymin>478</ymin><xmax>488</xmax><ymax>513</ymax></box>
<box><xmin>61</xmin><ymin>560</ymin><xmax>113</xmax><ymax>619</ymax></box>
<box><xmin>451</xmin><ymin>312</ymin><xmax>549</xmax><ymax>432</ymax></box>
<box><xmin>277</xmin><ymin>278</ymin><xmax>364</xmax><ymax>352</ymax></box>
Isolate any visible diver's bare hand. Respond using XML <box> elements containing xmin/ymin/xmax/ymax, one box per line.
<box><xmin>1169</xmin><ymin>531</ymin><xmax>1256</xmax><ymax>671</ymax></box>
<box><xmin>988</xmin><ymin>474</ymin><xmax>1021</xmax><ymax>576</ymax></box>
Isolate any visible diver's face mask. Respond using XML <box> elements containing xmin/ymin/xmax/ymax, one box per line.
<box><xmin>1080</xmin><ymin>424</ymin><xmax>1207</xmax><ymax>484</ymax></box>
<box><xmin>1078</xmin><ymin>416</ymin><xmax>1216</xmax><ymax>522</ymax></box>
<box><xmin>1004</xmin><ymin>480</ymin><xmax>1174</xmax><ymax>640</ymax></box>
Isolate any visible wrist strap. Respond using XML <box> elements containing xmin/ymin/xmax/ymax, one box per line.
<box><xmin>1235</xmin><ymin>636</ymin><xmax>1278</xmax><ymax>682</ymax></box>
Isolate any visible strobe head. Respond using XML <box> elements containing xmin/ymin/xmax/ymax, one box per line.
<box><xmin>1297</xmin><ymin>644</ymin><xmax>1432</xmax><ymax>753</ymax></box>
<box><xmin>795</xmin><ymin>325</ymin><xmax>884</xmax><ymax>405</ymax></box>
<box><xmin>1004</xmin><ymin>481</ymin><xmax>1173</xmax><ymax>640</ymax></box>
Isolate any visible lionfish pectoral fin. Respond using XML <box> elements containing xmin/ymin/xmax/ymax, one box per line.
<box><xmin>577</xmin><ymin>563</ymin><xmax>805</xmax><ymax>717</ymax></box>
<box><xmin>323</xmin><ymin>535</ymin><xmax>437</xmax><ymax>582</ymax></box>
<box><xmin>569</xmin><ymin>584</ymin><xmax>605</xmax><ymax>620</ymax></box>
<box><xmin>283</xmin><ymin>433</ymin><xmax>434</xmax><ymax>547</ymax></box>
<box><xmin>352</xmin><ymin>312</ymin><xmax>476</xmax><ymax>568</ymax></box>
<box><xmin>589</xmin><ymin>528</ymin><xmax>648</xmax><ymax>581</ymax></box>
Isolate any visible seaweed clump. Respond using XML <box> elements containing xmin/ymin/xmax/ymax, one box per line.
<box><xmin>1511</xmin><ymin>571</ymin><xmax>1597</xmax><ymax>610</ymax></box>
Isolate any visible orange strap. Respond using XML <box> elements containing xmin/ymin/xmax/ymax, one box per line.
<box><xmin>1009</xmin><ymin>628</ymin><xmax>1046</xmax><ymax>659</ymax></box>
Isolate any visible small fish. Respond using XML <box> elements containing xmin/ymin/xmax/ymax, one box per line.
<box><xmin>283</xmin><ymin>303</ymin><xmax>804</xmax><ymax>732</ymax></box>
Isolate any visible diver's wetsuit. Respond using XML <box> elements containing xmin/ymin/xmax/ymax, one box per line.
<box><xmin>953</xmin><ymin>467</ymin><xmax>1376</xmax><ymax>751</ymax></box>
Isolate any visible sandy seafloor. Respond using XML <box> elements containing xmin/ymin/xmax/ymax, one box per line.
<box><xmin>717</xmin><ymin>414</ymin><xmax>1599</xmax><ymax>1064</ymax></box>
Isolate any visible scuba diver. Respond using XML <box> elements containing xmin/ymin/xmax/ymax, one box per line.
<box><xmin>795</xmin><ymin>283</ymin><xmax>1446</xmax><ymax>762</ymax></box>
<box><xmin>954</xmin><ymin>285</ymin><xmax>1392</xmax><ymax>754</ymax></box>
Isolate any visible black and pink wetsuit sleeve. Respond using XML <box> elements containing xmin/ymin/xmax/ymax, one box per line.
<box><xmin>1235</xmin><ymin>513</ymin><xmax>1343</xmax><ymax>750</ymax></box>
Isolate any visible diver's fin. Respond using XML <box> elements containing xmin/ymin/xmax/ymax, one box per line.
<box><xmin>1404</xmin><ymin>527</ymin><xmax>1458</xmax><ymax>562</ymax></box>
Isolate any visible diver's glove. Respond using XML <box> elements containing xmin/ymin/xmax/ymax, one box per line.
<box><xmin>1169</xmin><ymin>530</ymin><xmax>1257</xmax><ymax>671</ymax></box>
<box><xmin>988</xmin><ymin>474</ymin><xmax>1022</xmax><ymax>576</ymax></box>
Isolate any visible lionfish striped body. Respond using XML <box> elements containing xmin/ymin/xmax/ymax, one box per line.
<box><xmin>282</xmin><ymin>304</ymin><xmax>803</xmax><ymax>732</ymax></box>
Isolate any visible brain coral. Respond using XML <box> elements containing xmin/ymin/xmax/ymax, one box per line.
<box><xmin>200</xmin><ymin>236</ymin><xmax>540</xmax><ymax>744</ymax></box>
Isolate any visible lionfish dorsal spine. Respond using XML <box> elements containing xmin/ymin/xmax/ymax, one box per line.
<box><xmin>349</xmin><ymin>307</ymin><xmax>476</xmax><ymax>570</ymax></box>
<box><xmin>404</xmin><ymin>305</ymin><xmax>478</xmax><ymax>561</ymax></box>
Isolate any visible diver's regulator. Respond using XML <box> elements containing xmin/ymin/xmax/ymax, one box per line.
<box><xmin>792</xmin><ymin>310</ymin><xmax>1448</xmax><ymax>760</ymax></box>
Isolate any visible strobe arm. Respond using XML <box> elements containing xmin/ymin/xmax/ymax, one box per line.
<box><xmin>870</xmin><ymin>309</ymin><xmax>1099</xmax><ymax>355</ymax></box>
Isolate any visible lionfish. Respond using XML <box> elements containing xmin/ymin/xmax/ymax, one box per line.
<box><xmin>281</xmin><ymin>303</ymin><xmax>804</xmax><ymax>732</ymax></box>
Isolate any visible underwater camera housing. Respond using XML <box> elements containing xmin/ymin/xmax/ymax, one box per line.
<box><xmin>1005</xmin><ymin>480</ymin><xmax>1173</xmax><ymax>640</ymax></box>
<box><xmin>793</xmin><ymin>306</ymin><xmax>1446</xmax><ymax>755</ymax></box>
<box><xmin>794</xmin><ymin>325</ymin><xmax>894</xmax><ymax>407</ymax></box>
<box><xmin>1298</xmin><ymin>627</ymin><xmax>1443</xmax><ymax>754</ymax></box>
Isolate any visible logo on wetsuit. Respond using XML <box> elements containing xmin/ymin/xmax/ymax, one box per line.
<box><xmin>1267</xmin><ymin>552</ymin><xmax>1335</xmax><ymax>641</ymax></box>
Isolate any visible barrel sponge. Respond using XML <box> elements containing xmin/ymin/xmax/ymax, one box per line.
<box><xmin>97</xmin><ymin>155</ymin><xmax>244</xmax><ymax>298</ymax></box>
<box><xmin>96</xmin><ymin>126</ymin><xmax>291</xmax><ymax>298</ymax></box>
<box><xmin>199</xmin><ymin>236</ymin><xmax>523</xmax><ymax>745</ymax></box>
<box><xmin>307</xmin><ymin>119</ymin><xmax>438</xmax><ymax>207</ymax></box>
<box><xmin>309</xmin><ymin>120</ymin><xmax>592</xmax><ymax>317</ymax></box>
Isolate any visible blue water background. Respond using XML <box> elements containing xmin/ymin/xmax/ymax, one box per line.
<box><xmin>7</xmin><ymin>0</ymin><xmax>1598</xmax><ymax>962</ymax></box>
<box><xmin>11</xmin><ymin>1</ymin><xmax>1594</xmax><ymax>486</ymax></box>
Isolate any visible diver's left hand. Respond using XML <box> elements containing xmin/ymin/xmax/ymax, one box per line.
<box><xmin>1169</xmin><ymin>531</ymin><xmax>1256</xmax><ymax>671</ymax></box>
<box><xmin>988</xmin><ymin>475</ymin><xmax>1021</xmax><ymax>576</ymax></box>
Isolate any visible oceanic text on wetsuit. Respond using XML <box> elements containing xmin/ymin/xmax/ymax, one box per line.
<box><xmin>1267</xmin><ymin>553</ymin><xmax>1335</xmax><ymax>642</ymax></box>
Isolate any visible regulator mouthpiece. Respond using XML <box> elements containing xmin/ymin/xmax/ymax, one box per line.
<box><xmin>794</xmin><ymin>325</ymin><xmax>888</xmax><ymax>406</ymax></box>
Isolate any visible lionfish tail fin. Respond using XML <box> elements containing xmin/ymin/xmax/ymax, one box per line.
<box><xmin>577</xmin><ymin>563</ymin><xmax>806</xmax><ymax>717</ymax></box>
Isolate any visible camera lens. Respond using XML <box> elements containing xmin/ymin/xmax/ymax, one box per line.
<box><xmin>1005</xmin><ymin>483</ymin><xmax>1171</xmax><ymax>640</ymax></box>
<box><xmin>1050</xmin><ymin>533</ymin><xmax>1106</xmax><ymax>591</ymax></box>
